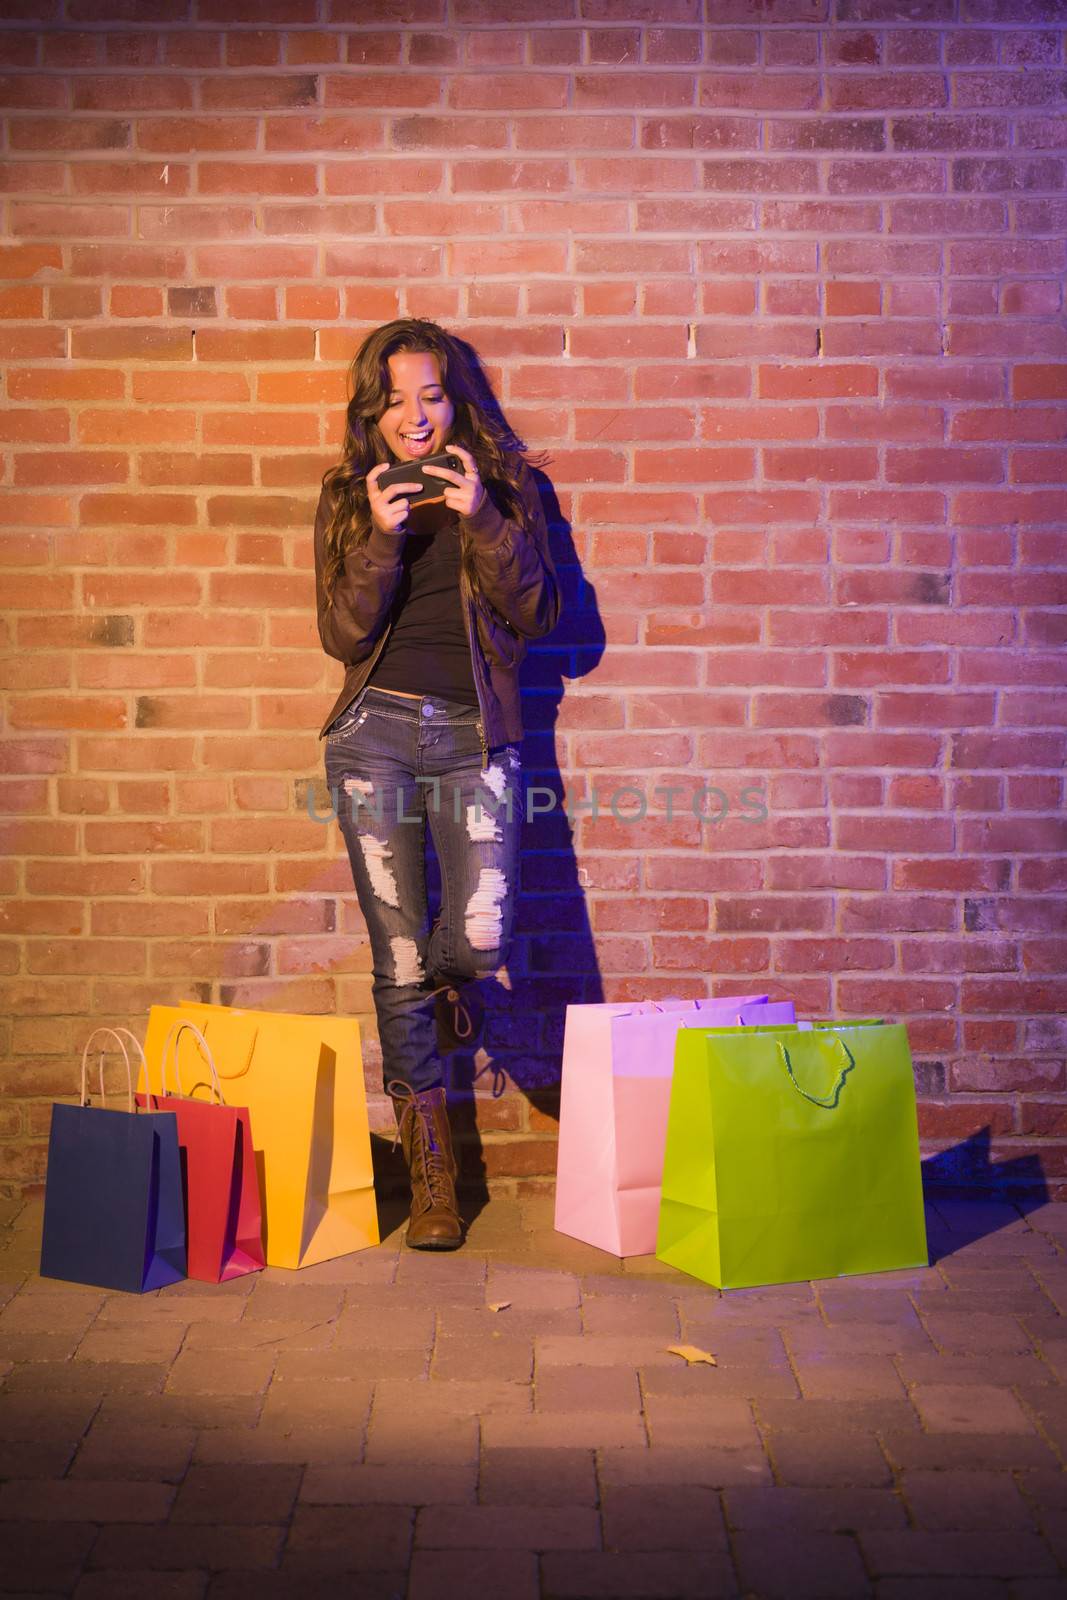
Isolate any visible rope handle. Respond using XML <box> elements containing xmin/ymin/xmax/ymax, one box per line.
<box><xmin>775</xmin><ymin>1036</ymin><xmax>856</xmax><ymax>1109</ymax></box>
<box><xmin>189</xmin><ymin>1014</ymin><xmax>257</xmax><ymax>1082</ymax></box>
<box><xmin>79</xmin><ymin>1027</ymin><xmax>135</xmax><ymax>1114</ymax></box>
<box><xmin>158</xmin><ymin>1019</ymin><xmax>224</xmax><ymax>1104</ymax></box>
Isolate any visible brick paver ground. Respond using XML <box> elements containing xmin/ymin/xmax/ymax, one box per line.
<box><xmin>2</xmin><ymin>1187</ymin><xmax>1067</xmax><ymax>1597</ymax></box>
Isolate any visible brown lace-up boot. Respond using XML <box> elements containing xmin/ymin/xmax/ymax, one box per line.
<box><xmin>387</xmin><ymin>1081</ymin><xmax>464</xmax><ymax>1250</ymax></box>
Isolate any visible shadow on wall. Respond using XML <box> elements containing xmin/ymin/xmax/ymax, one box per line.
<box><xmin>421</xmin><ymin>338</ymin><xmax>608</xmax><ymax>1145</ymax></box>
<box><xmin>428</xmin><ymin>463</ymin><xmax>604</xmax><ymax>1154</ymax></box>
<box><xmin>922</xmin><ymin>1126</ymin><xmax>1049</xmax><ymax>1263</ymax></box>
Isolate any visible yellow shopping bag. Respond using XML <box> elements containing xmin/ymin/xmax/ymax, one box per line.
<box><xmin>143</xmin><ymin>1002</ymin><xmax>378</xmax><ymax>1269</ymax></box>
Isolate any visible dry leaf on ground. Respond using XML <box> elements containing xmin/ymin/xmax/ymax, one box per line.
<box><xmin>667</xmin><ymin>1343</ymin><xmax>717</xmax><ymax>1366</ymax></box>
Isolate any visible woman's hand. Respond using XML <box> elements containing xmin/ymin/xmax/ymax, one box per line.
<box><xmin>422</xmin><ymin>444</ymin><xmax>486</xmax><ymax>519</ymax></box>
<box><xmin>366</xmin><ymin>462</ymin><xmax>420</xmax><ymax>537</ymax></box>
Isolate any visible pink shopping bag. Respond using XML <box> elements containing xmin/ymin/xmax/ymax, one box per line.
<box><xmin>554</xmin><ymin>994</ymin><xmax>795</xmax><ymax>1257</ymax></box>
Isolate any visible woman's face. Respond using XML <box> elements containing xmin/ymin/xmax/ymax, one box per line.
<box><xmin>376</xmin><ymin>350</ymin><xmax>455</xmax><ymax>462</ymax></box>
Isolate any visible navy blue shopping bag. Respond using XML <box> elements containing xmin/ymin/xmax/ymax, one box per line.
<box><xmin>39</xmin><ymin>1027</ymin><xmax>186</xmax><ymax>1294</ymax></box>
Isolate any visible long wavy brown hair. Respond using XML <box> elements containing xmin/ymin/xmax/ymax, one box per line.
<box><xmin>319</xmin><ymin>318</ymin><xmax>544</xmax><ymax>610</ymax></box>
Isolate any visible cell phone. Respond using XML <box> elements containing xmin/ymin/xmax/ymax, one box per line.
<box><xmin>376</xmin><ymin>451</ymin><xmax>464</xmax><ymax>506</ymax></box>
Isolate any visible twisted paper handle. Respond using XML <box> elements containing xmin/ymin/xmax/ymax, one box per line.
<box><xmin>79</xmin><ymin>1027</ymin><xmax>135</xmax><ymax>1114</ymax></box>
<box><xmin>775</xmin><ymin>1036</ymin><xmax>856</xmax><ymax>1109</ymax></box>
<box><xmin>197</xmin><ymin>1015</ymin><xmax>257</xmax><ymax>1082</ymax></box>
<box><xmin>158</xmin><ymin>1018</ymin><xmax>223</xmax><ymax>1104</ymax></box>
<box><xmin>105</xmin><ymin>1026</ymin><xmax>152</xmax><ymax>1101</ymax></box>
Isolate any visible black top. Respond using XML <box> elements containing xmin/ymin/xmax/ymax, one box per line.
<box><xmin>365</xmin><ymin>499</ymin><xmax>479</xmax><ymax>704</ymax></box>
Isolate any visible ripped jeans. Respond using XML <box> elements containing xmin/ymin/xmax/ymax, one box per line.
<box><xmin>323</xmin><ymin>684</ymin><xmax>524</xmax><ymax>1094</ymax></box>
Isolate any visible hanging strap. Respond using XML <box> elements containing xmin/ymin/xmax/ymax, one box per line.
<box><xmin>158</xmin><ymin>1018</ymin><xmax>224</xmax><ymax>1104</ymax></box>
<box><xmin>775</xmin><ymin>1036</ymin><xmax>856</xmax><ymax>1109</ymax></box>
<box><xmin>79</xmin><ymin>1027</ymin><xmax>135</xmax><ymax>1114</ymax></box>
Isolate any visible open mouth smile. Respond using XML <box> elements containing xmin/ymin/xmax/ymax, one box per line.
<box><xmin>399</xmin><ymin>428</ymin><xmax>434</xmax><ymax>456</ymax></box>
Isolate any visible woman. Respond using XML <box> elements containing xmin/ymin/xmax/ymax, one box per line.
<box><xmin>314</xmin><ymin>318</ymin><xmax>563</xmax><ymax>1250</ymax></box>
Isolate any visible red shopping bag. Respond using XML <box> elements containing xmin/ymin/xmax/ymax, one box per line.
<box><xmin>126</xmin><ymin>1021</ymin><xmax>265</xmax><ymax>1284</ymax></box>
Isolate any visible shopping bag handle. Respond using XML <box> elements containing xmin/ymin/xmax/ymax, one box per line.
<box><xmin>79</xmin><ymin>1027</ymin><xmax>136</xmax><ymax>1114</ymax></box>
<box><xmin>649</xmin><ymin>1002</ymin><xmax>737</xmax><ymax>1017</ymax></box>
<box><xmin>104</xmin><ymin>1026</ymin><xmax>153</xmax><ymax>1103</ymax></box>
<box><xmin>188</xmin><ymin>1015</ymin><xmax>257</xmax><ymax>1082</ymax></box>
<box><xmin>158</xmin><ymin>1019</ymin><xmax>224</xmax><ymax>1104</ymax></box>
<box><xmin>775</xmin><ymin>1037</ymin><xmax>855</xmax><ymax>1109</ymax></box>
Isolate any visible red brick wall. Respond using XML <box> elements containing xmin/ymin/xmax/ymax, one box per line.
<box><xmin>2</xmin><ymin>2</ymin><xmax>1065</xmax><ymax>1197</ymax></box>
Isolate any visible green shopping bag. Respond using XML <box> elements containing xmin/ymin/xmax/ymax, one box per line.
<box><xmin>656</xmin><ymin>1021</ymin><xmax>928</xmax><ymax>1289</ymax></box>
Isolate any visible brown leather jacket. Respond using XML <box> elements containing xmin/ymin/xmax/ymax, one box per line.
<box><xmin>314</xmin><ymin>456</ymin><xmax>563</xmax><ymax>763</ymax></box>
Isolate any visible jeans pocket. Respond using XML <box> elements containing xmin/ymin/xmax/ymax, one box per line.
<box><xmin>325</xmin><ymin>689</ymin><xmax>369</xmax><ymax>743</ymax></box>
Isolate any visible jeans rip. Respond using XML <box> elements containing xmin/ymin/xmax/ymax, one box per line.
<box><xmin>323</xmin><ymin>701</ymin><xmax>523</xmax><ymax>1095</ymax></box>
